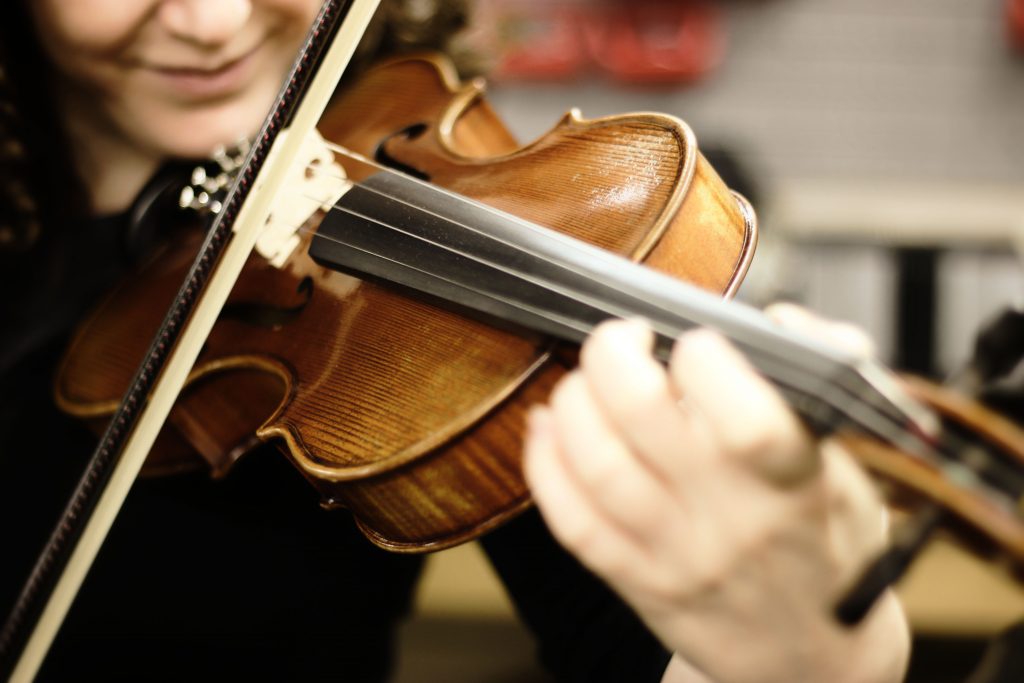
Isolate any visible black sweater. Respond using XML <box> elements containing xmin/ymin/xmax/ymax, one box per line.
<box><xmin>0</xmin><ymin>170</ymin><xmax>670</xmax><ymax>682</ymax></box>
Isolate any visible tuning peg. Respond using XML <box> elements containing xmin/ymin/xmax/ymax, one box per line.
<box><xmin>179</xmin><ymin>138</ymin><xmax>250</xmax><ymax>216</ymax></box>
<box><xmin>178</xmin><ymin>185</ymin><xmax>195</xmax><ymax>210</ymax></box>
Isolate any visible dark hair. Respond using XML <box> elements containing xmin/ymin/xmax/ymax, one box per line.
<box><xmin>356</xmin><ymin>0</ymin><xmax>481</xmax><ymax>75</ymax></box>
<box><xmin>0</xmin><ymin>3</ymin><xmax>85</xmax><ymax>255</ymax></box>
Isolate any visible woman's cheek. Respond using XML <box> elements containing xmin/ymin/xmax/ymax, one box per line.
<box><xmin>30</xmin><ymin>1</ymin><xmax>149</xmax><ymax>55</ymax></box>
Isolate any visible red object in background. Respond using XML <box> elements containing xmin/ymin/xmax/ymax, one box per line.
<box><xmin>483</xmin><ymin>1</ymin><xmax>589</xmax><ymax>80</ymax></box>
<box><xmin>584</xmin><ymin>0</ymin><xmax>726</xmax><ymax>84</ymax></box>
<box><xmin>1008</xmin><ymin>0</ymin><xmax>1024</xmax><ymax>52</ymax></box>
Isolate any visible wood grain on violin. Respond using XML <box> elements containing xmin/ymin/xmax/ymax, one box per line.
<box><xmin>55</xmin><ymin>54</ymin><xmax>755</xmax><ymax>552</ymax></box>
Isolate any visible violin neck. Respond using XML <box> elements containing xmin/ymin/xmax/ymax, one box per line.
<box><xmin>309</xmin><ymin>170</ymin><xmax>934</xmax><ymax>452</ymax></box>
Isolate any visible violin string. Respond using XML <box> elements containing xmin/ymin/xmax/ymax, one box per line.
<box><xmin>199</xmin><ymin>144</ymin><xmax>1024</xmax><ymax>512</ymax></box>
<box><xmin>288</xmin><ymin>162</ymin><xmax>930</xmax><ymax>416</ymax></box>
<box><xmin>281</xmin><ymin>184</ymin><xmax>725</xmax><ymax>359</ymax></box>
<box><xmin>276</xmin><ymin>201</ymin><xmax>934</xmax><ymax>460</ymax></box>
<box><xmin>284</xmin><ymin>155</ymin><xmax>814</xmax><ymax>345</ymax></box>
<box><xmin>283</xmin><ymin>195</ymin><xmax>1019</xmax><ymax>505</ymax></box>
<box><xmin>291</xmin><ymin>194</ymin><xmax>1024</xmax><ymax>513</ymax></box>
<box><xmin>250</xmin><ymin>151</ymin><xmax>949</xmax><ymax>464</ymax></box>
<box><xmin>324</xmin><ymin>142</ymin><xmax>611</xmax><ymax>240</ymax></box>
<box><xmin>287</xmin><ymin>164</ymin><xmax>880</xmax><ymax>381</ymax></box>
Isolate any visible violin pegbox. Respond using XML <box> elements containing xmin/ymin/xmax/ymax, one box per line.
<box><xmin>179</xmin><ymin>139</ymin><xmax>251</xmax><ymax>215</ymax></box>
<box><xmin>256</xmin><ymin>128</ymin><xmax>351</xmax><ymax>268</ymax></box>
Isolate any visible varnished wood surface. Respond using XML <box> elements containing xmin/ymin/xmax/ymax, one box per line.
<box><xmin>840</xmin><ymin>375</ymin><xmax>1024</xmax><ymax>566</ymax></box>
<box><xmin>55</xmin><ymin>54</ymin><xmax>754</xmax><ymax>551</ymax></box>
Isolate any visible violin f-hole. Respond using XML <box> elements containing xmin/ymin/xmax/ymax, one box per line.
<box><xmin>374</xmin><ymin>123</ymin><xmax>431</xmax><ymax>181</ymax></box>
<box><xmin>219</xmin><ymin>276</ymin><xmax>315</xmax><ymax>330</ymax></box>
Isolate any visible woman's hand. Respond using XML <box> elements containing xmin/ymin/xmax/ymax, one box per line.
<box><xmin>523</xmin><ymin>312</ymin><xmax>910</xmax><ymax>683</ymax></box>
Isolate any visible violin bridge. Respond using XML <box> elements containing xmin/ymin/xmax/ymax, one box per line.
<box><xmin>255</xmin><ymin>128</ymin><xmax>352</xmax><ymax>268</ymax></box>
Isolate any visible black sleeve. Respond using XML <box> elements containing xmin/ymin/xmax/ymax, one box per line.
<box><xmin>481</xmin><ymin>508</ymin><xmax>673</xmax><ymax>683</ymax></box>
<box><xmin>965</xmin><ymin>621</ymin><xmax>1024</xmax><ymax>683</ymax></box>
<box><xmin>0</xmin><ymin>342</ymin><xmax>424</xmax><ymax>683</ymax></box>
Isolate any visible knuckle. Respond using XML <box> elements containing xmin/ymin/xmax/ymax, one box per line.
<box><xmin>715</xmin><ymin>407</ymin><xmax>813</xmax><ymax>483</ymax></box>
<box><xmin>674</xmin><ymin>553</ymin><xmax>730</xmax><ymax>605</ymax></box>
<box><xmin>575</xmin><ymin>450</ymin><xmax>658</xmax><ymax>517</ymax></box>
<box><xmin>640</xmin><ymin>565</ymin><xmax>692</xmax><ymax>607</ymax></box>
<box><xmin>549</xmin><ymin>510</ymin><xmax>601</xmax><ymax>555</ymax></box>
<box><xmin>578</xmin><ymin>454</ymin><xmax>625</xmax><ymax>496</ymax></box>
<box><xmin>591</xmin><ymin>548</ymin><xmax>635</xmax><ymax>584</ymax></box>
<box><xmin>718</xmin><ymin>414</ymin><xmax>784</xmax><ymax>460</ymax></box>
<box><xmin>610</xmin><ymin>370</ymin><xmax>667</xmax><ymax>424</ymax></box>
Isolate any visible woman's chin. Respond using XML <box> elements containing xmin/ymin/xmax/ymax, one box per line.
<box><xmin>139</xmin><ymin>99</ymin><xmax>271</xmax><ymax>161</ymax></box>
<box><xmin>168</xmin><ymin>133</ymin><xmax>253</xmax><ymax>160</ymax></box>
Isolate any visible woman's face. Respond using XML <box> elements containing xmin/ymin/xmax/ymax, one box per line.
<box><xmin>30</xmin><ymin>0</ymin><xmax>323</xmax><ymax>160</ymax></box>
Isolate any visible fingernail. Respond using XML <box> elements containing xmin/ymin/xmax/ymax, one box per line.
<box><xmin>677</xmin><ymin>327</ymin><xmax>724</xmax><ymax>352</ymax></box>
<box><xmin>615</xmin><ymin>317</ymin><xmax>654</xmax><ymax>348</ymax></box>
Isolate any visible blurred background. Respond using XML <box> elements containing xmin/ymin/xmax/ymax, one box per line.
<box><xmin>392</xmin><ymin>0</ymin><xmax>1024</xmax><ymax>680</ymax></box>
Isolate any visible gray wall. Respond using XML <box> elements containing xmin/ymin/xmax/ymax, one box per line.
<box><xmin>490</xmin><ymin>0</ymin><xmax>1024</xmax><ymax>184</ymax></box>
<box><xmin>486</xmin><ymin>0</ymin><xmax>1024</xmax><ymax>371</ymax></box>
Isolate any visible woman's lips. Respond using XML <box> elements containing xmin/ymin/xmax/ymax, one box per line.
<box><xmin>144</xmin><ymin>43</ymin><xmax>262</xmax><ymax>100</ymax></box>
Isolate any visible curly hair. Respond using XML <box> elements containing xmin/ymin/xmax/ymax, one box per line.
<box><xmin>0</xmin><ymin>65</ymin><xmax>38</xmax><ymax>250</ymax></box>
<box><xmin>357</xmin><ymin>0</ymin><xmax>481</xmax><ymax>74</ymax></box>
<box><xmin>0</xmin><ymin>2</ymin><xmax>83</xmax><ymax>255</ymax></box>
<box><xmin>0</xmin><ymin>0</ymin><xmax>477</xmax><ymax>255</ymax></box>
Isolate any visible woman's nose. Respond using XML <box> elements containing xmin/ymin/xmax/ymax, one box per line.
<box><xmin>157</xmin><ymin>0</ymin><xmax>253</xmax><ymax>47</ymax></box>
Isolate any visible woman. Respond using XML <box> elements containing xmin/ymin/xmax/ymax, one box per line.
<box><xmin>0</xmin><ymin>2</ymin><xmax>669</xmax><ymax>681</ymax></box>
<box><xmin>0</xmin><ymin>1</ymin><xmax>908</xmax><ymax>681</ymax></box>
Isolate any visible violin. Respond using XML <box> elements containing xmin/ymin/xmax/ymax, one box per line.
<box><xmin>4</xmin><ymin>0</ymin><xmax>1024</xmax><ymax>677</ymax></box>
<box><xmin>53</xmin><ymin>52</ymin><xmax>1024</xmax><ymax>603</ymax></box>
<box><xmin>54</xmin><ymin>52</ymin><xmax>754</xmax><ymax>552</ymax></box>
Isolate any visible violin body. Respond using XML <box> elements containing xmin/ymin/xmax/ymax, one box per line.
<box><xmin>55</xmin><ymin>54</ymin><xmax>755</xmax><ymax>551</ymax></box>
